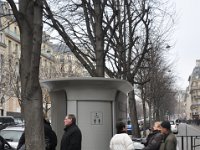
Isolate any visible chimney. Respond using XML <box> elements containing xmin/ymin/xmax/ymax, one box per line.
<box><xmin>196</xmin><ymin>59</ymin><xmax>200</xmax><ymax>66</ymax></box>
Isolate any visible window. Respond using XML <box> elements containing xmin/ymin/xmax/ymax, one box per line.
<box><xmin>0</xmin><ymin>33</ymin><xmax>4</xmax><ymax>43</ymax></box>
<box><xmin>14</xmin><ymin>44</ymin><xmax>18</xmax><ymax>57</ymax></box>
<box><xmin>192</xmin><ymin>82</ymin><xmax>197</xmax><ymax>87</ymax></box>
<box><xmin>8</xmin><ymin>40</ymin><xmax>11</xmax><ymax>55</ymax></box>
<box><xmin>7</xmin><ymin>22</ymin><xmax>10</xmax><ymax>30</ymax></box>
<box><xmin>14</xmin><ymin>26</ymin><xmax>17</xmax><ymax>33</ymax></box>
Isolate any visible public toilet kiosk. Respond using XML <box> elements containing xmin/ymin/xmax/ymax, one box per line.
<box><xmin>41</xmin><ymin>77</ymin><xmax>133</xmax><ymax>150</ymax></box>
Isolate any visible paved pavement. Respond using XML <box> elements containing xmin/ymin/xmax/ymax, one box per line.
<box><xmin>177</xmin><ymin>123</ymin><xmax>200</xmax><ymax>150</ymax></box>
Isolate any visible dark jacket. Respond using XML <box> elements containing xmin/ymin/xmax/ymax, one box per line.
<box><xmin>17</xmin><ymin>120</ymin><xmax>57</xmax><ymax>150</ymax></box>
<box><xmin>60</xmin><ymin>123</ymin><xmax>82</xmax><ymax>150</ymax></box>
<box><xmin>44</xmin><ymin>120</ymin><xmax>57</xmax><ymax>150</ymax></box>
<box><xmin>142</xmin><ymin>130</ymin><xmax>163</xmax><ymax>150</ymax></box>
<box><xmin>159</xmin><ymin>132</ymin><xmax>177</xmax><ymax>150</ymax></box>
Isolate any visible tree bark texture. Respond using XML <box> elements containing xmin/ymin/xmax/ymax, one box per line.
<box><xmin>129</xmin><ymin>90</ymin><xmax>141</xmax><ymax>138</ymax></box>
<box><xmin>7</xmin><ymin>0</ymin><xmax>45</xmax><ymax>149</ymax></box>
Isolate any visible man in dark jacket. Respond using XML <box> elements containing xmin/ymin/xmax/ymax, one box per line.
<box><xmin>142</xmin><ymin>121</ymin><xmax>163</xmax><ymax>150</ymax></box>
<box><xmin>159</xmin><ymin>121</ymin><xmax>177</xmax><ymax>150</ymax></box>
<box><xmin>60</xmin><ymin>114</ymin><xmax>82</xmax><ymax>150</ymax></box>
<box><xmin>17</xmin><ymin>119</ymin><xmax>57</xmax><ymax>150</ymax></box>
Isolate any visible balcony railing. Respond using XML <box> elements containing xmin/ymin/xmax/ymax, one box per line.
<box><xmin>193</xmin><ymin>95</ymin><xmax>200</xmax><ymax>99</ymax></box>
<box><xmin>190</xmin><ymin>104</ymin><xmax>200</xmax><ymax>110</ymax></box>
<box><xmin>41</xmin><ymin>51</ymin><xmax>55</xmax><ymax>62</ymax></box>
<box><xmin>190</xmin><ymin>85</ymin><xmax>200</xmax><ymax>90</ymax></box>
<box><xmin>191</xmin><ymin>102</ymin><xmax>200</xmax><ymax>105</ymax></box>
<box><xmin>0</xmin><ymin>41</ymin><xmax>6</xmax><ymax>48</ymax></box>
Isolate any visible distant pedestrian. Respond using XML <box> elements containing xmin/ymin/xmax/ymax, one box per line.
<box><xmin>142</xmin><ymin>121</ymin><xmax>163</xmax><ymax>150</ymax></box>
<box><xmin>159</xmin><ymin>121</ymin><xmax>177</xmax><ymax>150</ymax></box>
<box><xmin>60</xmin><ymin>114</ymin><xmax>82</xmax><ymax>150</ymax></box>
<box><xmin>110</xmin><ymin>121</ymin><xmax>134</xmax><ymax>150</ymax></box>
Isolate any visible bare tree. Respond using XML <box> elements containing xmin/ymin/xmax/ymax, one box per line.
<box><xmin>6</xmin><ymin>0</ymin><xmax>45</xmax><ymax>149</ymax></box>
<box><xmin>42</xmin><ymin>0</ymin><xmax>175</xmax><ymax>137</ymax></box>
<box><xmin>140</xmin><ymin>44</ymin><xmax>177</xmax><ymax>122</ymax></box>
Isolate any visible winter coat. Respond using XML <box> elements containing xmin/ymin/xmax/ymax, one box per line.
<box><xmin>142</xmin><ymin>130</ymin><xmax>163</xmax><ymax>150</ymax></box>
<box><xmin>17</xmin><ymin>120</ymin><xmax>57</xmax><ymax>150</ymax></box>
<box><xmin>109</xmin><ymin>133</ymin><xmax>134</xmax><ymax>150</ymax></box>
<box><xmin>44</xmin><ymin>120</ymin><xmax>57</xmax><ymax>150</ymax></box>
<box><xmin>159</xmin><ymin>132</ymin><xmax>177</xmax><ymax>150</ymax></box>
<box><xmin>60</xmin><ymin>124</ymin><xmax>82</xmax><ymax>150</ymax></box>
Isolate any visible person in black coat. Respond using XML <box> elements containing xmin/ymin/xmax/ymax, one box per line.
<box><xmin>142</xmin><ymin>121</ymin><xmax>163</xmax><ymax>150</ymax></box>
<box><xmin>17</xmin><ymin>119</ymin><xmax>57</xmax><ymax>150</ymax></box>
<box><xmin>44</xmin><ymin>119</ymin><xmax>57</xmax><ymax>150</ymax></box>
<box><xmin>60</xmin><ymin>114</ymin><xmax>82</xmax><ymax>150</ymax></box>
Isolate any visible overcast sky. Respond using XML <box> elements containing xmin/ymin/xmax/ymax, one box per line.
<box><xmin>170</xmin><ymin>0</ymin><xmax>200</xmax><ymax>90</ymax></box>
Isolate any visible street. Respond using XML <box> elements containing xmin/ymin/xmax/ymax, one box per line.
<box><xmin>177</xmin><ymin>123</ymin><xmax>200</xmax><ymax>150</ymax></box>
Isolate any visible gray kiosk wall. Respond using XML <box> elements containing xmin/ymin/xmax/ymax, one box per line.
<box><xmin>41</xmin><ymin>77</ymin><xmax>133</xmax><ymax>150</ymax></box>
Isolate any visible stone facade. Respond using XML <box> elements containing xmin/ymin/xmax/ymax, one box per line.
<box><xmin>0</xmin><ymin>1</ymin><xmax>88</xmax><ymax>118</ymax></box>
<box><xmin>188</xmin><ymin>60</ymin><xmax>200</xmax><ymax>119</ymax></box>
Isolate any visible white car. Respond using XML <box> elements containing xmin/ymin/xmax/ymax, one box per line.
<box><xmin>0</xmin><ymin>126</ymin><xmax>24</xmax><ymax>149</ymax></box>
<box><xmin>169</xmin><ymin>120</ymin><xmax>178</xmax><ymax>134</ymax></box>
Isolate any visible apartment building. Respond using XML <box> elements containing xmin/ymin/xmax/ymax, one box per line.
<box><xmin>52</xmin><ymin>44</ymin><xmax>89</xmax><ymax>78</ymax></box>
<box><xmin>188</xmin><ymin>59</ymin><xmax>200</xmax><ymax>119</ymax></box>
<box><xmin>0</xmin><ymin>1</ymin><xmax>88</xmax><ymax>117</ymax></box>
<box><xmin>184</xmin><ymin>86</ymin><xmax>192</xmax><ymax>120</ymax></box>
<box><xmin>40</xmin><ymin>32</ymin><xmax>57</xmax><ymax>80</ymax></box>
<box><xmin>0</xmin><ymin>1</ymin><xmax>21</xmax><ymax>116</ymax></box>
<box><xmin>0</xmin><ymin>2</ymin><xmax>56</xmax><ymax>117</ymax></box>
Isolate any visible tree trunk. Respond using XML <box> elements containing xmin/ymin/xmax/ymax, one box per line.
<box><xmin>155</xmin><ymin>104</ymin><xmax>160</xmax><ymax>121</ymax></box>
<box><xmin>7</xmin><ymin>0</ymin><xmax>45</xmax><ymax>149</ymax></box>
<box><xmin>129</xmin><ymin>90</ymin><xmax>140</xmax><ymax>137</ymax></box>
<box><xmin>141</xmin><ymin>87</ymin><xmax>147</xmax><ymax>137</ymax></box>
<box><xmin>148</xmin><ymin>103</ymin><xmax>153</xmax><ymax>127</ymax></box>
<box><xmin>94</xmin><ymin>0</ymin><xmax>104</xmax><ymax>77</ymax></box>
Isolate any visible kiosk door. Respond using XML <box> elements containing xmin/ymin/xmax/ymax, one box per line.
<box><xmin>77</xmin><ymin>101</ymin><xmax>112</xmax><ymax>150</ymax></box>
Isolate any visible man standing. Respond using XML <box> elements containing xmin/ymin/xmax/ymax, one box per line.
<box><xmin>60</xmin><ymin>114</ymin><xmax>82</xmax><ymax>150</ymax></box>
<box><xmin>159</xmin><ymin>121</ymin><xmax>177</xmax><ymax>150</ymax></box>
<box><xmin>142</xmin><ymin>121</ymin><xmax>163</xmax><ymax>150</ymax></box>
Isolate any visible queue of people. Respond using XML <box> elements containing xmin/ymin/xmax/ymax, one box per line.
<box><xmin>110</xmin><ymin>120</ymin><xmax>177</xmax><ymax>150</ymax></box>
<box><xmin>10</xmin><ymin>113</ymin><xmax>177</xmax><ymax>150</ymax></box>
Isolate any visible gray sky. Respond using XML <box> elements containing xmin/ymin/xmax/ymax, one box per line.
<box><xmin>171</xmin><ymin>0</ymin><xmax>200</xmax><ymax>89</ymax></box>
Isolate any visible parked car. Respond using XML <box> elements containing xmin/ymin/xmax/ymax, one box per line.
<box><xmin>0</xmin><ymin>126</ymin><xmax>24</xmax><ymax>149</ymax></box>
<box><xmin>169</xmin><ymin>120</ymin><xmax>178</xmax><ymax>134</ymax></box>
<box><xmin>0</xmin><ymin>116</ymin><xmax>16</xmax><ymax>130</ymax></box>
<box><xmin>0</xmin><ymin>135</ymin><xmax>14</xmax><ymax>150</ymax></box>
<box><xmin>127</xmin><ymin>124</ymin><xmax>133</xmax><ymax>135</ymax></box>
